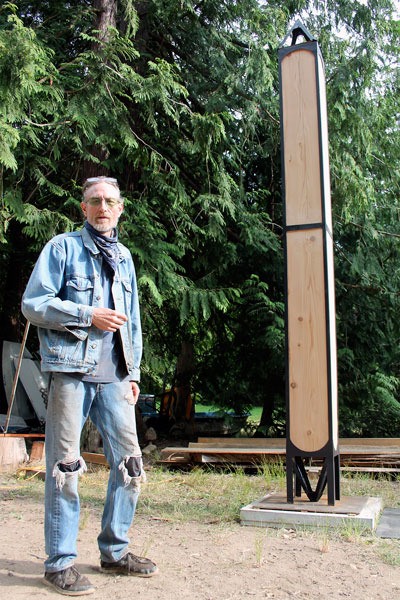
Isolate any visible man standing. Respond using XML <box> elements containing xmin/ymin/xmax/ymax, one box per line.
<box><xmin>22</xmin><ymin>176</ymin><xmax>158</xmax><ymax>596</ymax></box>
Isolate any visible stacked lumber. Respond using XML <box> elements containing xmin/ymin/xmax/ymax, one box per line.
<box><xmin>15</xmin><ymin>438</ymin><xmax>400</xmax><ymax>476</ymax></box>
<box><xmin>160</xmin><ymin>437</ymin><xmax>400</xmax><ymax>473</ymax></box>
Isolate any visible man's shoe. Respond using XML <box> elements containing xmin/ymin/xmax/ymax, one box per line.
<box><xmin>100</xmin><ymin>552</ymin><xmax>158</xmax><ymax>577</ymax></box>
<box><xmin>44</xmin><ymin>566</ymin><xmax>95</xmax><ymax>596</ymax></box>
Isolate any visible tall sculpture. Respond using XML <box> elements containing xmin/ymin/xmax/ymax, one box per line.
<box><xmin>279</xmin><ymin>22</ymin><xmax>340</xmax><ymax>505</ymax></box>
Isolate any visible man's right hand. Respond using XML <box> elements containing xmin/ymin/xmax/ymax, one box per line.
<box><xmin>92</xmin><ymin>307</ymin><xmax>128</xmax><ymax>332</ymax></box>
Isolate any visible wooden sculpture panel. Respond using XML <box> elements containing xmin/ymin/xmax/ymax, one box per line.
<box><xmin>287</xmin><ymin>228</ymin><xmax>329</xmax><ymax>452</ymax></box>
<box><xmin>282</xmin><ymin>49</ymin><xmax>322</xmax><ymax>226</ymax></box>
<box><xmin>279</xmin><ymin>25</ymin><xmax>340</xmax><ymax>503</ymax></box>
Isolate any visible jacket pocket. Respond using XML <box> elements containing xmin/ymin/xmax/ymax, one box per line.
<box><xmin>65</xmin><ymin>276</ymin><xmax>94</xmax><ymax>305</ymax></box>
<box><xmin>120</xmin><ymin>279</ymin><xmax>133</xmax><ymax>313</ymax></box>
<box><xmin>40</xmin><ymin>328</ymin><xmax>86</xmax><ymax>364</ymax></box>
<box><xmin>121</xmin><ymin>279</ymin><xmax>132</xmax><ymax>294</ymax></box>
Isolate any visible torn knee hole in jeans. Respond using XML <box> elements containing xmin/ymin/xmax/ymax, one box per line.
<box><xmin>52</xmin><ymin>456</ymin><xmax>87</xmax><ymax>490</ymax></box>
<box><xmin>118</xmin><ymin>455</ymin><xmax>146</xmax><ymax>488</ymax></box>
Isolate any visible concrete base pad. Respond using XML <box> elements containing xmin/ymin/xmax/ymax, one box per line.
<box><xmin>240</xmin><ymin>493</ymin><xmax>383</xmax><ymax>530</ymax></box>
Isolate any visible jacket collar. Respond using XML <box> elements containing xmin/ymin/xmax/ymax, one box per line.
<box><xmin>81</xmin><ymin>226</ymin><xmax>100</xmax><ymax>254</ymax></box>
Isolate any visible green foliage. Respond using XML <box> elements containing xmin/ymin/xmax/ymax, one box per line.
<box><xmin>0</xmin><ymin>9</ymin><xmax>58</xmax><ymax>171</ymax></box>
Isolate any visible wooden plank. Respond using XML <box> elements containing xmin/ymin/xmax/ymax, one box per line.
<box><xmin>0</xmin><ymin>433</ymin><xmax>45</xmax><ymax>438</ymax></box>
<box><xmin>341</xmin><ymin>467</ymin><xmax>400</xmax><ymax>473</ymax></box>
<box><xmin>187</xmin><ymin>440</ymin><xmax>400</xmax><ymax>453</ymax></box>
<box><xmin>30</xmin><ymin>441</ymin><xmax>45</xmax><ymax>461</ymax></box>
<box><xmin>82</xmin><ymin>452</ymin><xmax>109</xmax><ymax>466</ymax></box>
<box><xmin>281</xmin><ymin>49</ymin><xmax>322</xmax><ymax>226</ymax></box>
<box><xmin>162</xmin><ymin>447</ymin><xmax>286</xmax><ymax>458</ymax></box>
<box><xmin>163</xmin><ymin>445</ymin><xmax>400</xmax><ymax>458</ymax></box>
<box><xmin>339</xmin><ymin>438</ymin><xmax>400</xmax><ymax>447</ymax></box>
<box><xmin>195</xmin><ymin>438</ymin><xmax>285</xmax><ymax>448</ymax></box>
<box><xmin>287</xmin><ymin>228</ymin><xmax>329</xmax><ymax>453</ymax></box>
<box><xmin>195</xmin><ymin>437</ymin><xmax>400</xmax><ymax>448</ymax></box>
<box><xmin>338</xmin><ymin>446</ymin><xmax>400</xmax><ymax>455</ymax></box>
<box><xmin>253</xmin><ymin>494</ymin><xmax>371</xmax><ymax>514</ymax></box>
<box><xmin>160</xmin><ymin>437</ymin><xmax>400</xmax><ymax>470</ymax></box>
<box><xmin>160</xmin><ymin>439</ymin><xmax>400</xmax><ymax>471</ymax></box>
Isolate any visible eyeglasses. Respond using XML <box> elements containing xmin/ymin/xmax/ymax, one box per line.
<box><xmin>85</xmin><ymin>197</ymin><xmax>122</xmax><ymax>207</ymax></box>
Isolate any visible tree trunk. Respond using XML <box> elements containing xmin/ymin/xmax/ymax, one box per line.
<box><xmin>173</xmin><ymin>340</ymin><xmax>195</xmax><ymax>424</ymax></box>
<box><xmin>93</xmin><ymin>0</ymin><xmax>117</xmax><ymax>43</ymax></box>
<box><xmin>82</xmin><ymin>0</ymin><xmax>118</xmax><ymax>178</ymax></box>
<box><xmin>254</xmin><ymin>374</ymin><xmax>285</xmax><ymax>438</ymax></box>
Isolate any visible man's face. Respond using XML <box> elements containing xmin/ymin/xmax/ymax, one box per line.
<box><xmin>81</xmin><ymin>181</ymin><xmax>124</xmax><ymax>236</ymax></box>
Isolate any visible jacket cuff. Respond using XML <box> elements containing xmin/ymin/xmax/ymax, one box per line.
<box><xmin>78</xmin><ymin>304</ymin><xmax>93</xmax><ymax>326</ymax></box>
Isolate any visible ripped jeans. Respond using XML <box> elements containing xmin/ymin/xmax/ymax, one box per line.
<box><xmin>44</xmin><ymin>373</ymin><xmax>144</xmax><ymax>573</ymax></box>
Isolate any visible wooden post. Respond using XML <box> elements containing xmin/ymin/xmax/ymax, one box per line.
<box><xmin>0</xmin><ymin>436</ymin><xmax>28</xmax><ymax>472</ymax></box>
<box><xmin>279</xmin><ymin>22</ymin><xmax>340</xmax><ymax>505</ymax></box>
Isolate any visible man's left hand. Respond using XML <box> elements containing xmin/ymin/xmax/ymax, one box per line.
<box><xmin>130</xmin><ymin>381</ymin><xmax>140</xmax><ymax>404</ymax></box>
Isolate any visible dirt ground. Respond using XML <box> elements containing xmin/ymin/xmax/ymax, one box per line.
<box><xmin>0</xmin><ymin>472</ymin><xmax>399</xmax><ymax>600</ymax></box>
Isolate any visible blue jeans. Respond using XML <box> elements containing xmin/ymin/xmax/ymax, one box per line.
<box><xmin>44</xmin><ymin>373</ymin><xmax>144</xmax><ymax>572</ymax></box>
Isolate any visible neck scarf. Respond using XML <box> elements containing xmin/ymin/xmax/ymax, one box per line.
<box><xmin>84</xmin><ymin>221</ymin><xmax>120</xmax><ymax>273</ymax></box>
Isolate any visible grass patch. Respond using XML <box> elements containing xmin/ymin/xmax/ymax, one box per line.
<box><xmin>375</xmin><ymin>539</ymin><xmax>400</xmax><ymax>566</ymax></box>
<box><xmin>139</xmin><ymin>464</ymin><xmax>282</xmax><ymax>523</ymax></box>
<box><xmin>2</xmin><ymin>464</ymin><xmax>399</xmax><ymax>567</ymax></box>
<box><xmin>195</xmin><ymin>403</ymin><xmax>263</xmax><ymax>423</ymax></box>
<box><xmin>340</xmin><ymin>472</ymin><xmax>400</xmax><ymax>508</ymax></box>
<box><xmin>4</xmin><ymin>464</ymin><xmax>399</xmax><ymax>521</ymax></box>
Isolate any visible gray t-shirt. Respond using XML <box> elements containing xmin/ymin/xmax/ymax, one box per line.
<box><xmin>82</xmin><ymin>266</ymin><xmax>129</xmax><ymax>383</ymax></box>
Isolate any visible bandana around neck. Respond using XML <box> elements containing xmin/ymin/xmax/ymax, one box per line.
<box><xmin>84</xmin><ymin>221</ymin><xmax>120</xmax><ymax>273</ymax></box>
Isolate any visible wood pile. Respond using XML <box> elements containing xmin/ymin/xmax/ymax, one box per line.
<box><xmin>15</xmin><ymin>438</ymin><xmax>400</xmax><ymax>476</ymax></box>
<box><xmin>159</xmin><ymin>437</ymin><xmax>400</xmax><ymax>473</ymax></box>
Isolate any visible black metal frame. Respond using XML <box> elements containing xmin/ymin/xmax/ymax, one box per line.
<box><xmin>279</xmin><ymin>23</ymin><xmax>340</xmax><ymax>506</ymax></box>
<box><xmin>286</xmin><ymin>442</ymin><xmax>340</xmax><ymax>505</ymax></box>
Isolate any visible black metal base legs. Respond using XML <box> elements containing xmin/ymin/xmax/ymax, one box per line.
<box><xmin>287</xmin><ymin>454</ymin><xmax>340</xmax><ymax>505</ymax></box>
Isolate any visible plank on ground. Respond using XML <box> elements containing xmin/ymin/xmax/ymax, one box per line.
<box><xmin>82</xmin><ymin>452</ymin><xmax>108</xmax><ymax>466</ymax></box>
<box><xmin>160</xmin><ymin>441</ymin><xmax>400</xmax><ymax>467</ymax></box>
<box><xmin>184</xmin><ymin>444</ymin><xmax>400</xmax><ymax>456</ymax></box>
<box><xmin>195</xmin><ymin>437</ymin><xmax>284</xmax><ymax>448</ymax></box>
<box><xmin>195</xmin><ymin>437</ymin><xmax>400</xmax><ymax>448</ymax></box>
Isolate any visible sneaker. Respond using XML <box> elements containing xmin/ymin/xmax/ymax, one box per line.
<box><xmin>44</xmin><ymin>566</ymin><xmax>95</xmax><ymax>596</ymax></box>
<box><xmin>100</xmin><ymin>552</ymin><xmax>158</xmax><ymax>577</ymax></box>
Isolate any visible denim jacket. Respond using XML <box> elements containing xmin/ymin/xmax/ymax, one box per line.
<box><xmin>21</xmin><ymin>227</ymin><xmax>142</xmax><ymax>380</ymax></box>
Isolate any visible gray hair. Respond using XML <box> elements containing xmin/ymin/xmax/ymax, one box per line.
<box><xmin>82</xmin><ymin>176</ymin><xmax>120</xmax><ymax>198</ymax></box>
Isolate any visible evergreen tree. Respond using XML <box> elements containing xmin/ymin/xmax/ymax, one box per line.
<box><xmin>0</xmin><ymin>1</ymin><xmax>399</xmax><ymax>435</ymax></box>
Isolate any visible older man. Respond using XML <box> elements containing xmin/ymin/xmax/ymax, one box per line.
<box><xmin>22</xmin><ymin>176</ymin><xmax>158</xmax><ymax>596</ymax></box>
